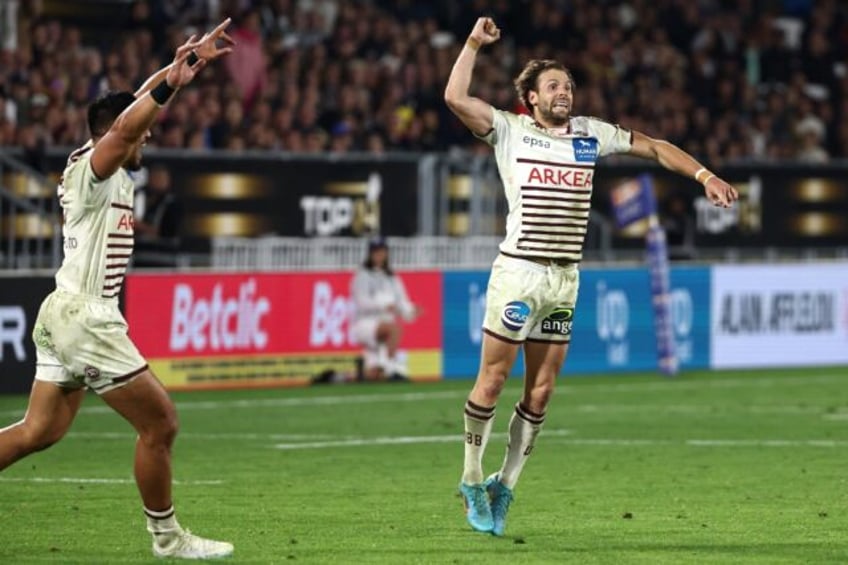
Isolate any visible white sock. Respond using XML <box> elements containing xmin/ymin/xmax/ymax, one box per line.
<box><xmin>498</xmin><ymin>403</ymin><xmax>545</xmax><ymax>489</ymax></box>
<box><xmin>376</xmin><ymin>344</ymin><xmax>389</xmax><ymax>372</ymax></box>
<box><xmin>462</xmin><ymin>399</ymin><xmax>495</xmax><ymax>485</ymax></box>
<box><xmin>145</xmin><ymin>505</ymin><xmax>181</xmax><ymax>544</ymax></box>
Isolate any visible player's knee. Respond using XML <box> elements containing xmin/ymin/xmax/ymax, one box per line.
<box><xmin>142</xmin><ymin>409</ymin><xmax>179</xmax><ymax>448</ymax></box>
<box><xmin>20</xmin><ymin>420</ymin><xmax>65</xmax><ymax>453</ymax></box>
<box><xmin>476</xmin><ymin>366</ymin><xmax>508</xmax><ymax>399</ymax></box>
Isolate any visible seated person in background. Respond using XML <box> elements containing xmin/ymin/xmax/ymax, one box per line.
<box><xmin>134</xmin><ymin>164</ymin><xmax>182</xmax><ymax>239</ymax></box>
<box><xmin>350</xmin><ymin>236</ymin><xmax>420</xmax><ymax>381</ymax></box>
<box><xmin>133</xmin><ymin>164</ymin><xmax>184</xmax><ymax>266</ymax></box>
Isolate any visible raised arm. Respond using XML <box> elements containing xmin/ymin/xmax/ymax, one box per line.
<box><xmin>628</xmin><ymin>130</ymin><xmax>739</xmax><ymax>208</ymax></box>
<box><xmin>90</xmin><ymin>20</ymin><xmax>235</xmax><ymax>179</ymax></box>
<box><xmin>444</xmin><ymin>17</ymin><xmax>501</xmax><ymax>136</ymax></box>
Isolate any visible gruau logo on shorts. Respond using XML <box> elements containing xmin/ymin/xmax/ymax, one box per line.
<box><xmin>501</xmin><ymin>301</ymin><xmax>531</xmax><ymax>332</ymax></box>
<box><xmin>572</xmin><ymin>138</ymin><xmax>599</xmax><ymax>162</ymax></box>
<box><xmin>541</xmin><ymin>306</ymin><xmax>574</xmax><ymax>335</ymax></box>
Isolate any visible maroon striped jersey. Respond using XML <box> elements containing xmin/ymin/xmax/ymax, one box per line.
<box><xmin>55</xmin><ymin>141</ymin><xmax>136</xmax><ymax>299</ymax></box>
<box><xmin>477</xmin><ymin>110</ymin><xmax>633</xmax><ymax>263</ymax></box>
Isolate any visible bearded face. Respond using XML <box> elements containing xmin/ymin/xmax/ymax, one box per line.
<box><xmin>529</xmin><ymin>69</ymin><xmax>573</xmax><ymax>127</ymax></box>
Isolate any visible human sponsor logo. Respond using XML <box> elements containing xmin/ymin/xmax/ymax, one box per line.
<box><xmin>572</xmin><ymin>138</ymin><xmax>598</xmax><ymax>162</ymax></box>
<box><xmin>596</xmin><ymin>282</ymin><xmax>629</xmax><ymax>365</ymax></box>
<box><xmin>670</xmin><ymin>289</ymin><xmax>694</xmax><ymax>363</ymax></box>
<box><xmin>310</xmin><ymin>281</ymin><xmax>354</xmax><ymax>347</ymax></box>
<box><xmin>541</xmin><ymin>306</ymin><xmax>574</xmax><ymax>335</ymax></box>
<box><xmin>501</xmin><ymin>301</ymin><xmax>531</xmax><ymax>332</ymax></box>
<box><xmin>169</xmin><ymin>279</ymin><xmax>270</xmax><ymax>352</ymax></box>
<box><xmin>0</xmin><ymin>306</ymin><xmax>26</xmax><ymax>362</ymax></box>
<box><xmin>719</xmin><ymin>290</ymin><xmax>835</xmax><ymax>335</ymax></box>
<box><xmin>522</xmin><ymin>135</ymin><xmax>551</xmax><ymax>149</ymax></box>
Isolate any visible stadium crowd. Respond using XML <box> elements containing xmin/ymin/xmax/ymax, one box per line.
<box><xmin>0</xmin><ymin>0</ymin><xmax>846</xmax><ymax>165</ymax></box>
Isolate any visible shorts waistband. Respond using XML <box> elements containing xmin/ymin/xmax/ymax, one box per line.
<box><xmin>499</xmin><ymin>251</ymin><xmax>578</xmax><ymax>270</ymax></box>
<box><xmin>53</xmin><ymin>288</ymin><xmax>119</xmax><ymax>304</ymax></box>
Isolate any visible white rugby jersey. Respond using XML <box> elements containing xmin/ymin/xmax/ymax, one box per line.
<box><xmin>55</xmin><ymin>141</ymin><xmax>135</xmax><ymax>300</ymax></box>
<box><xmin>350</xmin><ymin>267</ymin><xmax>416</xmax><ymax>323</ymax></box>
<box><xmin>478</xmin><ymin>110</ymin><xmax>633</xmax><ymax>263</ymax></box>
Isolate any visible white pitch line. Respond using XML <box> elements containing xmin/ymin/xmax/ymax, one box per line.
<box><xmin>272</xmin><ymin>433</ymin><xmax>848</xmax><ymax>450</ymax></box>
<box><xmin>685</xmin><ymin>439</ymin><xmax>848</xmax><ymax>447</ymax></box>
<box><xmin>571</xmin><ymin>404</ymin><xmax>835</xmax><ymax>415</ymax></box>
<box><xmin>1</xmin><ymin>372</ymin><xmax>846</xmax><ymax>419</ymax></box>
<box><xmin>65</xmin><ymin>432</ymin><xmax>336</xmax><ymax>441</ymax></box>
<box><xmin>0</xmin><ymin>477</ymin><xmax>223</xmax><ymax>485</ymax></box>
<box><xmin>273</xmin><ymin>429</ymin><xmax>573</xmax><ymax>450</ymax></box>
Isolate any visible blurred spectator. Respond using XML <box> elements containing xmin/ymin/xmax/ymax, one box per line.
<box><xmin>794</xmin><ymin>116</ymin><xmax>829</xmax><ymax>162</ymax></box>
<box><xmin>224</xmin><ymin>8</ymin><xmax>268</xmax><ymax>108</ymax></box>
<box><xmin>133</xmin><ymin>164</ymin><xmax>184</xmax><ymax>271</ymax></box>
<box><xmin>350</xmin><ymin>236</ymin><xmax>420</xmax><ymax>381</ymax></box>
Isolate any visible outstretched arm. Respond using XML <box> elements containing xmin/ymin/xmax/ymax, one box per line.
<box><xmin>444</xmin><ymin>17</ymin><xmax>501</xmax><ymax>136</ymax></box>
<box><xmin>629</xmin><ymin>131</ymin><xmax>739</xmax><ymax>208</ymax></box>
<box><xmin>90</xmin><ymin>19</ymin><xmax>235</xmax><ymax>179</ymax></box>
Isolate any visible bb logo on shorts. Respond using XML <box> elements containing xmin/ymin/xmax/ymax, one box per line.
<box><xmin>572</xmin><ymin>138</ymin><xmax>599</xmax><ymax>162</ymax></box>
<box><xmin>541</xmin><ymin>306</ymin><xmax>574</xmax><ymax>336</ymax></box>
<box><xmin>501</xmin><ymin>301</ymin><xmax>531</xmax><ymax>332</ymax></box>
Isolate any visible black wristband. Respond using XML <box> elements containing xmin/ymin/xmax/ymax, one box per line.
<box><xmin>187</xmin><ymin>50</ymin><xmax>199</xmax><ymax>66</ymax></box>
<box><xmin>150</xmin><ymin>80</ymin><xmax>176</xmax><ymax>106</ymax></box>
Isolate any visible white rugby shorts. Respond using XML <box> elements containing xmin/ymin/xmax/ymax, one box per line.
<box><xmin>32</xmin><ymin>290</ymin><xmax>148</xmax><ymax>394</ymax></box>
<box><xmin>482</xmin><ymin>254</ymin><xmax>579</xmax><ymax>343</ymax></box>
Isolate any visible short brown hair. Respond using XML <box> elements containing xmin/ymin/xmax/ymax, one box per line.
<box><xmin>514</xmin><ymin>60</ymin><xmax>574</xmax><ymax>113</ymax></box>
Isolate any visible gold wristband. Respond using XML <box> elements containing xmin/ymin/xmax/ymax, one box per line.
<box><xmin>466</xmin><ymin>37</ymin><xmax>481</xmax><ymax>51</ymax></box>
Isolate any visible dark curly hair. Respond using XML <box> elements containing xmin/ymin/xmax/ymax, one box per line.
<box><xmin>87</xmin><ymin>91</ymin><xmax>136</xmax><ymax>138</ymax></box>
<box><xmin>514</xmin><ymin>60</ymin><xmax>575</xmax><ymax>114</ymax></box>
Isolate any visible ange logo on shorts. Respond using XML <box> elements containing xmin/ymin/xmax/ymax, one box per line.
<box><xmin>501</xmin><ymin>301</ymin><xmax>531</xmax><ymax>332</ymax></box>
<box><xmin>541</xmin><ymin>306</ymin><xmax>574</xmax><ymax>335</ymax></box>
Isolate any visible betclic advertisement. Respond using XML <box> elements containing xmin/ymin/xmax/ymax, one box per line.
<box><xmin>124</xmin><ymin>271</ymin><xmax>442</xmax><ymax>389</ymax></box>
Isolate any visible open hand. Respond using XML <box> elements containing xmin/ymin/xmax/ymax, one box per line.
<box><xmin>704</xmin><ymin>176</ymin><xmax>739</xmax><ymax>208</ymax></box>
<box><xmin>165</xmin><ymin>36</ymin><xmax>207</xmax><ymax>88</ymax></box>
<box><xmin>470</xmin><ymin>17</ymin><xmax>501</xmax><ymax>46</ymax></box>
<box><xmin>195</xmin><ymin>17</ymin><xmax>235</xmax><ymax>61</ymax></box>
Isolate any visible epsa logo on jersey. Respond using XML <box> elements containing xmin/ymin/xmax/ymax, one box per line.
<box><xmin>501</xmin><ymin>301</ymin><xmax>531</xmax><ymax>332</ymax></box>
<box><xmin>572</xmin><ymin>138</ymin><xmax>599</xmax><ymax>162</ymax></box>
<box><xmin>522</xmin><ymin>135</ymin><xmax>551</xmax><ymax>149</ymax></box>
<box><xmin>541</xmin><ymin>306</ymin><xmax>574</xmax><ymax>335</ymax></box>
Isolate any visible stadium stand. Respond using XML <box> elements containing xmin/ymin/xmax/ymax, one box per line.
<box><xmin>0</xmin><ymin>0</ymin><xmax>846</xmax><ymax>163</ymax></box>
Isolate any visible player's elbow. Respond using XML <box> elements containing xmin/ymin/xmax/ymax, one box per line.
<box><xmin>443</xmin><ymin>89</ymin><xmax>465</xmax><ymax>112</ymax></box>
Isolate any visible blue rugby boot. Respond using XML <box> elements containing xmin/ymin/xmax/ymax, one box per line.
<box><xmin>484</xmin><ymin>474</ymin><xmax>514</xmax><ymax>536</ymax></box>
<box><xmin>459</xmin><ymin>482</ymin><xmax>494</xmax><ymax>533</ymax></box>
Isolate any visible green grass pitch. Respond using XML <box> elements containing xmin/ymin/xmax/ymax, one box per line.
<box><xmin>1</xmin><ymin>366</ymin><xmax>847</xmax><ymax>564</ymax></box>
